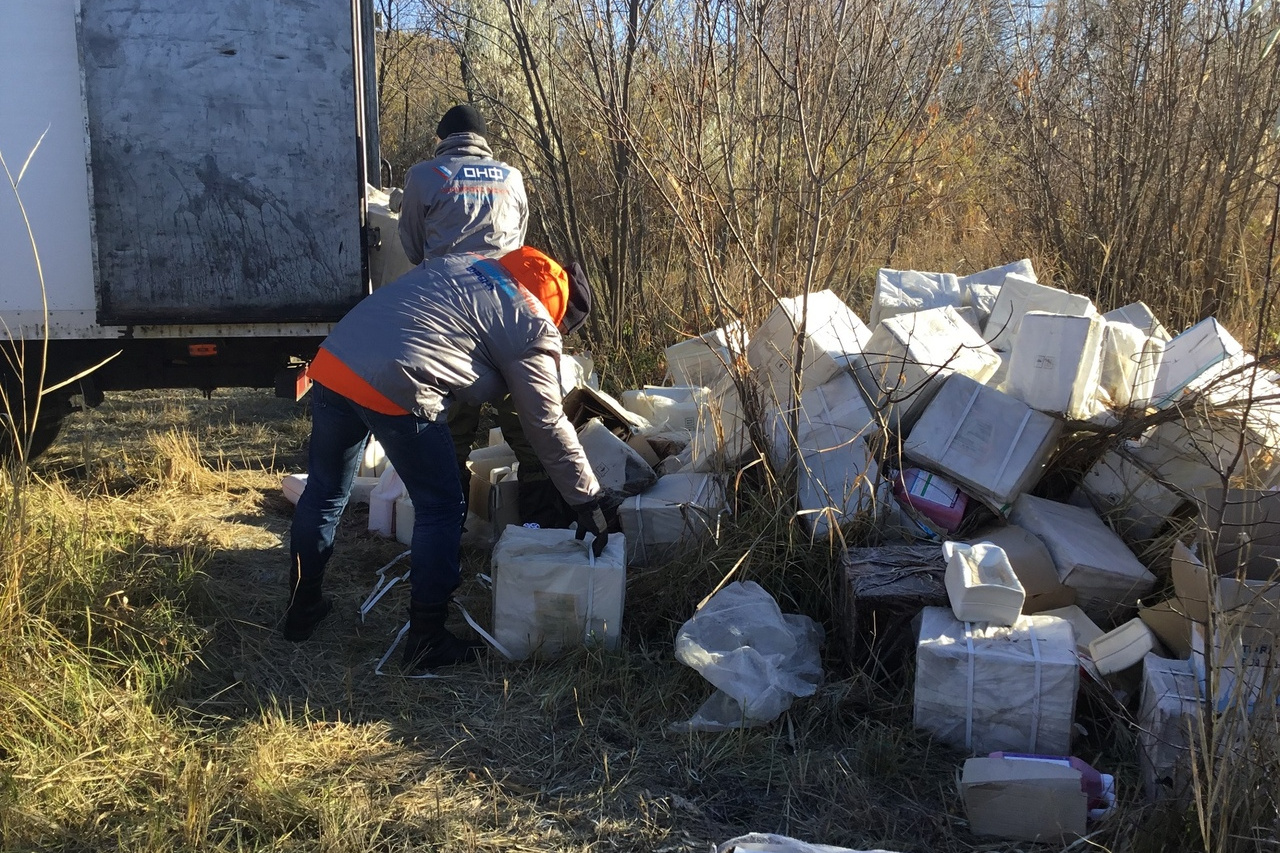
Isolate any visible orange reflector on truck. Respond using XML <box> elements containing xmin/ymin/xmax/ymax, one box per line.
<box><xmin>188</xmin><ymin>343</ymin><xmax>218</xmax><ymax>357</ymax></box>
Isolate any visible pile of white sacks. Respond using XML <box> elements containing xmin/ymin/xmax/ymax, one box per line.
<box><xmin>635</xmin><ymin>260</ymin><xmax>1280</xmax><ymax>816</ymax></box>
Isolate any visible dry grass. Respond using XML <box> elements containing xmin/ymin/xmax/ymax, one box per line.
<box><xmin>0</xmin><ymin>388</ymin><xmax>1263</xmax><ymax>852</ymax></box>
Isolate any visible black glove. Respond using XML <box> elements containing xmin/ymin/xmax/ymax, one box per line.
<box><xmin>574</xmin><ymin>499</ymin><xmax>609</xmax><ymax>558</ymax></box>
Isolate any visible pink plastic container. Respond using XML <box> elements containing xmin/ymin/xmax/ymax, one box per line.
<box><xmin>892</xmin><ymin>468</ymin><xmax>968</xmax><ymax>533</ymax></box>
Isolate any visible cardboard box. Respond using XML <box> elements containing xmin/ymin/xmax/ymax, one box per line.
<box><xmin>966</xmin><ymin>524</ymin><xmax>1076</xmax><ymax>614</ymax></box>
<box><xmin>664</xmin><ymin>323</ymin><xmax>746</xmax><ymax>387</ymax></box>
<box><xmin>1103</xmin><ymin>300</ymin><xmax>1170</xmax><ymax>342</ymax></box>
<box><xmin>870</xmin><ymin>267</ymin><xmax>964</xmax><ymax>327</ymax></box>
<box><xmin>1077</xmin><ymin>449</ymin><xmax>1186</xmax><ymax>542</ymax></box>
<box><xmin>1138</xmin><ymin>654</ymin><xmax>1201</xmax><ymax>803</ymax></box>
<box><xmin>618</xmin><ymin>473</ymin><xmax>724</xmax><ymax>567</ymax></box>
<box><xmin>982</xmin><ymin>273</ymin><xmax>1095</xmax><ymax>352</ymax></box>
<box><xmin>1138</xmin><ymin>597</ymin><xmax>1194</xmax><ymax>659</ymax></box>
<box><xmin>1150</xmin><ymin>317</ymin><xmax>1247</xmax><ymax>409</ymax></box>
<box><xmin>577</xmin><ymin>418</ymin><xmax>658</xmax><ymax>495</ymax></box>
<box><xmin>1009</xmin><ymin>495</ymin><xmax>1156</xmax><ymax>624</ymax></box>
<box><xmin>1004</xmin><ymin>311</ymin><xmax>1105</xmax><ymax>419</ymax></box>
<box><xmin>1097</xmin><ymin>320</ymin><xmax>1163</xmax><ymax>409</ymax></box>
<box><xmin>563</xmin><ymin>385</ymin><xmax>648</xmax><ymax>434</ymax></box>
<box><xmin>1181</xmin><ymin>490</ymin><xmax>1280</xmax><ymax>712</ymax></box>
<box><xmin>961</xmin><ymin>757</ymin><xmax>1087</xmax><ymax>843</ymax></box>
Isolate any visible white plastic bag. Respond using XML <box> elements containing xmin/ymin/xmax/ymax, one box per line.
<box><xmin>717</xmin><ymin>833</ymin><xmax>903</xmax><ymax>853</ymax></box>
<box><xmin>674</xmin><ymin>581</ymin><xmax>823</xmax><ymax>731</ymax></box>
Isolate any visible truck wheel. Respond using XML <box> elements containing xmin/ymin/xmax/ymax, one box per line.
<box><xmin>0</xmin><ymin>393</ymin><xmax>70</xmax><ymax>463</ymax></box>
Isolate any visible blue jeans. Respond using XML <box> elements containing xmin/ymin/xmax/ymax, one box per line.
<box><xmin>290</xmin><ymin>382</ymin><xmax>466</xmax><ymax>607</ymax></box>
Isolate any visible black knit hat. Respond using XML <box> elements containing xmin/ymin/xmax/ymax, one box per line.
<box><xmin>560</xmin><ymin>261</ymin><xmax>594</xmax><ymax>336</ymax></box>
<box><xmin>437</xmin><ymin>104</ymin><xmax>487</xmax><ymax>140</ymax></box>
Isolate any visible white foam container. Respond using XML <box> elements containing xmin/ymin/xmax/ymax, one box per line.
<box><xmin>491</xmin><ymin>525</ymin><xmax>627</xmax><ymax>659</ymax></box>
<box><xmin>368</xmin><ymin>467</ymin><xmax>406</xmax><ymax>537</ymax></box>
<box><xmin>903</xmin><ymin>373</ymin><xmax>1062</xmax><ymax>511</ymax></box>
<box><xmin>746</xmin><ymin>289</ymin><xmax>872</xmax><ymax>410</ymax></box>
<box><xmin>1009</xmin><ymin>495</ymin><xmax>1157</xmax><ymax>623</ymax></box>
<box><xmin>1004</xmin><ymin>311</ymin><xmax>1104</xmax><ymax>419</ymax></box>
<box><xmin>982</xmin><ymin>274</ymin><xmax>1095</xmax><ymax>352</ymax></box>
<box><xmin>1088</xmin><ymin>617</ymin><xmax>1158</xmax><ymax>675</ymax></box>
<box><xmin>620</xmin><ymin>385</ymin><xmax>709</xmax><ymax>434</ymax></box>
<box><xmin>393</xmin><ymin>495</ymin><xmax>413</xmax><ymax>545</ymax></box>
<box><xmin>943</xmin><ymin>541</ymin><xmax>1026</xmax><ymax>625</ymax></box>
<box><xmin>855</xmin><ymin>305</ymin><xmax>1002</xmax><ymax>431</ymax></box>
<box><xmin>870</xmin><ymin>268</ymin><xmax>964</xmax><ymax>327</ymax></box>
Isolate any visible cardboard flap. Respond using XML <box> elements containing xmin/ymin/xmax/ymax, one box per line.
<box><xmin>1138</xmin><ymin>598</ymin><xmax>1193</xmax><ymax>659</ymax></box>
<box><xmin>564</xmin><ymin>386</ymin><xmax>647</xmax><ymax>434</ymax></box>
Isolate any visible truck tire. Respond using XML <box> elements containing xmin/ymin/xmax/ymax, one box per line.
<box><xmin>0</xmin><ymin>376</ymin><xmax>70</xmax><ymax>463</ymax></box>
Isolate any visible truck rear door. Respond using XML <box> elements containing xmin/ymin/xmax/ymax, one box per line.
<box><xmin>80</xmin><ymin>0</ymin><xmax>373</xmax><ymax>325</ymax></box>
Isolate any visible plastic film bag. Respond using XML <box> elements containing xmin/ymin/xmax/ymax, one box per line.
<box><xmin>674</xmin><ymin>581</ymin><xmax>823</xmax><ymax>731</ymax></box>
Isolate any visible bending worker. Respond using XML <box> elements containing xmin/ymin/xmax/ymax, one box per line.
<box><xmin>285</xmin><ymin>247</ymin><xmax>607</xmax><ymax>671</ymax></box>
<box><xmin>399</xmin><ymin>103</ymin><xmax>572</xmax><ymax>528</ymax></box>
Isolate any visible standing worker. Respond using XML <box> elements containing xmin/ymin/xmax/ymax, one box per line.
<box><xmin>398</xmin><ymin>103</ymin><xmax>527</xmax><ymax>263</ymax></box>
<box><xmin>284</xmin><ymin>247</ymin><xmax>606</xmax><ymax>671</ymax></box>
<box><xmin>399</xmin><ymin>103</ymin><xmax>574</xmax><ymax>528</ymax></box>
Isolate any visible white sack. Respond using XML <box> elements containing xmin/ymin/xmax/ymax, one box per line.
<box><xmin>914</xmin><ymin>606</ymin><xmax>1078</xmax><ymax>755</ymax></box>
<box><xmin>982</xmin><ymin>274</ymin><xmax>1095</xmax><ymax>352</ymax></box>
<box><xmin>717</xmin><ymin>833</ymin><xmax>903</xmax><ymax>853</ymax></box>
<box><xmin>870</xmin><ymin>268</ymin><xmax>964</xmax><ymax>327</ymax></box>
<box><xmin>855</xmin><ymin>305</ymin><xmax>1002</xmax><ymax>431</ymax></box>
<box><xmin>747</xmin><ymin>290</ymin><xmax>872</xmax><ymax>410</ymax></box>
<box><xmin>491</xmin><ymin>525</ymin><xmax>627</xmax><ymax>659</ymax></box>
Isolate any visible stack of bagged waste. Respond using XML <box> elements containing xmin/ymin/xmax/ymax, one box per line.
<box><xmin>648</xmin><ymin>258</ymin><xmax>1279</xmax><ymax>832</ymax></box>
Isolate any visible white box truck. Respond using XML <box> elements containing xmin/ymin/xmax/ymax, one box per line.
<box><xmin>1</xmin><ymin>0</ymin><xmax>381</xmax><ymax>455</ymax></box>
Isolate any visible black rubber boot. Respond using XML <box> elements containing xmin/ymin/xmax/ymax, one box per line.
<box><xmin>402</xmin><ymin>600</ymin><xmax>485</xmax><ymax>671</ymax></box>
<box><xmin>282</xmin><ymin>574</ymin><xmax>333</xmax><ymax>642</ymax></box>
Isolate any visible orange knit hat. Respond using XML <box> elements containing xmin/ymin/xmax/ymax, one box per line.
<box><xmin>497</xmin><ymin>246</ymin><xmax>569</xmax><ymax>326</ymax></box>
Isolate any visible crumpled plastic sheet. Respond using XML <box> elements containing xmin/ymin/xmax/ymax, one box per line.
<box><xmin>716</xmin><ymin>832</ymin><xmax>903</xmax><ymax>853</ymax></box>
<box><xmin>674</xmin><ymin>581</ymin><xmax>823</xmax><ymax>731</ymax></box>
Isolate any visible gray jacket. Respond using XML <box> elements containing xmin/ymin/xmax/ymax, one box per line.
<box><xmin>318</xmin><ymin>253</ymin><xmax>600</xmax><ymax>507</ymax></box>
<box><xmin>398</xmin><ymin>134</ymin><xmax>528</xmax><ymax>264</ymax></box>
